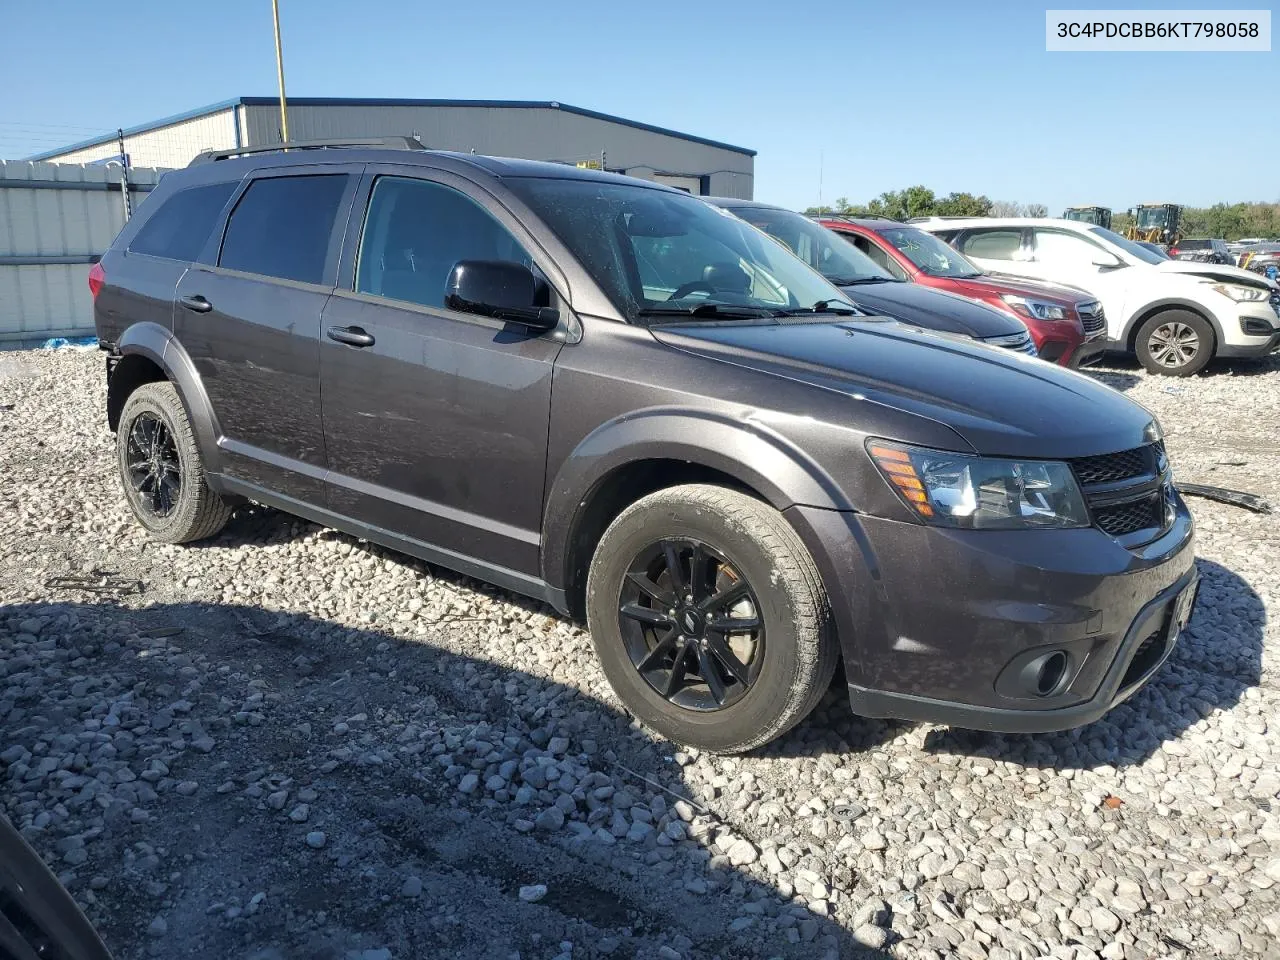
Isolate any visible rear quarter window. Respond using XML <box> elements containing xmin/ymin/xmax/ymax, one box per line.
<box><xmin>127</xmin><ymin>181</ymin><xmax>238</xmax><ymax>262</ymax></box>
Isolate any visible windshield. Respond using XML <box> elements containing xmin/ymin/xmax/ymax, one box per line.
<box><xmin>505</xmin><ymin>179</ymin><xmax>855</xmax><ymax>322</ymax></box>
<box><xmin>720</xmin><ymin>205</ymin><xmax>894</xmax><ymax>285</ymax></box>
<box><xmin>1136</xmin><ymin>207</ymin><xmax>1170</xmax><ymax>229</ymax></box>
<box><xmin>880</xmin><ymin>226</ymin><xmax>982</xmax><ymax>278</ymax></box>
<box><xmin>1138</xmin><ymin>241</ymin><xmax>1170</xmax><ymax>259</ymax></box>
<box><xmin>1089</xmin><ymin>226</ymin><xmax>1166</xmax><ymax>265</ymax></box>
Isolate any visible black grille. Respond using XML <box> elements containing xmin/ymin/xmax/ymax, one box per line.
<box><xmin>1078</xmin><ymin>303</ymin><xmax>1106</xmax><ymax>336</ymax></box>
<box><xmin>1121</xmin><ymin>628</ymin><xmax>1166</xmax><ymax>689</ymax></box>
<box><xmin>1094</xmin><ymin>494</ymin><xmax>1164</xmax><ymax>536</ymax></box>
<box><xmin>1070</xmin><ymin>447</ymin><xmax>1151</xmax><ymax>485</ymax></box>
<box><xmin>1071</xmin><ymin>443</ymin><xmax>1170</xmax><ymax>544</ymax></box>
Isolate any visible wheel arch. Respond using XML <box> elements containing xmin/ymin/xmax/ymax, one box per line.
<box><xmin>111</xmin><ymin>322</ymin><xmax>223</xmax><ymax>467</ymax></box>
<box><xmin>542</xmin><ymin>409</ymin><xmax>851</xmax><ymax>620</ymax></box>
<box><xmin>1122</xmin><ymin>299</ymin><xmax>1221</xmax><ymax>354</ymax></box>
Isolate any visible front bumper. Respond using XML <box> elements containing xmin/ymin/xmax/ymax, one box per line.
<box><xmin>1067</xmin><ymin>335</ymin><xmax>1108</xmax><ymax>369</ymax></box>
<box><xmin>1218</xmin><ymin>304</ymin><xmax>1280</xmax><ymax>358</ymax></box>
<box><xmin>785</xmin><ymin>495</ymin><xmax>1196</xmax><ymax>733</ymax></box>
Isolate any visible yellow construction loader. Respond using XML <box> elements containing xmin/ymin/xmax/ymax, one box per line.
<box><xmin>1125</xmin><ymin>204</ymin><xmax>1182</xmax><ymax>246</ymax></box>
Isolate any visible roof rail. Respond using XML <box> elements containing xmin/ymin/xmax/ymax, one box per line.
<box><xmin>189</xmin><ymin>136</ymin><xmax>428</xmax><ymax>166</ymax></box>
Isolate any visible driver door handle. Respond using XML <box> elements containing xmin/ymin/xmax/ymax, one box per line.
<box><xmin>179</xmin><ymin>295</ymin><xmax>213</xmax><ymax>313</ymax></box>
<box><xmin>327</xmin><ymin>325</ymin><xmax>375</xmax><ymax>348</ymax></box>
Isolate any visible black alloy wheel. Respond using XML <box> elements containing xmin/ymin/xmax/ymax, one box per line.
<box><xmin>617</xmin><ymin>538</ymin><xmax>764</xmax><ymax>711</ymax></box>
<box><xmin>125</xmin><ymin>412</ymin><xmax>182</xmax><ymax>517</ymax></box>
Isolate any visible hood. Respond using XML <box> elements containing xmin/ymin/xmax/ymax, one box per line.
<box><xmin>1155</xmin><ymin>259</ymin><xmax>1279</xmax><ymax>290</ymax></box>
<box><xmin>650</xmin><ymin>319</ymin><xmax>1157</xmax><ymax>459</ymax></box>
<box><xmin>838</xmin><ymin>281</ymin><xmax>1026</xmax><ymax>338</ymax></box>
<box><xmin>954</xmin><ymin>273</ymin><xmax>1096</xmax><ymax>305</ymax></box>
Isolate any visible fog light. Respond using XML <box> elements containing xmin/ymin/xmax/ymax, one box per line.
<box><xmin>1035</xmin><ymin>651</ymin><xmax>1068</xmax><ymax>696</ymax></box>
<box><xmin>1016</xmin><ymin>650</ymin><xmax>1072</xmax><ymax>698</ymax></box>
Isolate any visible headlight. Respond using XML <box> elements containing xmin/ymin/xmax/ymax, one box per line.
<box><xmin>1211</xmin><ymin>282</ymin><xmax>1269</xmax><ymax>302</ymax></box>
<box><xmin>1000</xmin><ymin>294</ymin><xmax>1071</xmax><ymax>322</ymax></box>
<box><xmin>867</xmin><ymin>440</ymin><xmax>1090</xmax><ymax>529</ymax></box>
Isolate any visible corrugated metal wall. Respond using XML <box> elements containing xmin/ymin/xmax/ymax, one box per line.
<box><xmin>241</xmin><ymin>104</ymin><xmax>754</xmax><ymax>198</ymax></box>
<box><xmin>0</xmin><ymin>161</ymin><xmax>167</xmax><ymax>341</ymax></box>
<box><xmin>44</xmin><ymin>109</ymin><xmax>238</xmax><ymax>169</ymax></box>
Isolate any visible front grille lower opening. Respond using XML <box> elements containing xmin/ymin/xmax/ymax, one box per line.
<box><xmin>1121</xmin><ymin>628</ymin><xmax>1165</xmax><ymax>689</ymax></box>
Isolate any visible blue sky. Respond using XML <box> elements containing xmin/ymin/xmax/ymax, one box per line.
<box><xmin>1</xmin><ymin>0</ymin><xmax>1275</xmax><ymax>212</ymax></box>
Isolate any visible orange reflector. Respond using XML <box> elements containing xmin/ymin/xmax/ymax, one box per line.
<box><xmin>867</xmin><ymin>444</ymin><xmax>910</xmax><ymax>462</ymax></box>
<box><xmin>869</xmin><ymin>442</ymin><xmax>935</xmax><ymax>520</ymax></box>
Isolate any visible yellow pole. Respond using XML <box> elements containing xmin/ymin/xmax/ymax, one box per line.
<box><xmin>272</xmin><ymin>0</ymin><xmax>290</xmax><ymax>142</ymax></box>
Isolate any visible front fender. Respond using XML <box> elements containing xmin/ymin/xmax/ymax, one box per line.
<box><xmin>541</xmin><ymin>406</ymin><xmax>853</xmax><ymax>591</ymax></box>
<box><xmin>116</xmin><ymin>322</ymin><xmax>222</xmax><ymax>466</ymax></box>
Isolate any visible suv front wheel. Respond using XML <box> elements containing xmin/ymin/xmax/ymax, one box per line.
<box><xmin>586</xmin><ymin>484</ymin><xmax>837</xmax><ymax>753</ymax></box>
<box><xmin>1135</xmin><ymin>309</ymin><xmax>1214</xmax><ymax>376</ymax></box>
<box><xmin>116</xmin><ymin>381</ymin><xmax>233</xmax><ymax>543</ymax></box>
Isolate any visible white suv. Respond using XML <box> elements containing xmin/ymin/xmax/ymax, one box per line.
<box><xmin>918</xmin><ymin>218</ymin><xmax>1280</xmax><ymax>376</ymax></box>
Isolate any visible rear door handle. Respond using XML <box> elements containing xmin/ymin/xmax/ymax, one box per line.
<box><xmin>179</xmin><ymin>295</ymin><xmax>213</xmax><ymax>313</ymax></box>
<box><xmin>327</xmin><ymin>325</ymin><xmax>375</xmax><ymax>348</ymax></box>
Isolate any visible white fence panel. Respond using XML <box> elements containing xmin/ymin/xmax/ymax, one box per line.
<box><xmin>0</xmin><ymin>160</ymin><xmax>168</xmax><ymax>342</ymax></box>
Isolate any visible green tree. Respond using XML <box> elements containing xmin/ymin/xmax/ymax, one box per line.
<box><xmin>935</xmin><ymin>192</ymin><xmax>993</xmax><ymax>217</ymax></box>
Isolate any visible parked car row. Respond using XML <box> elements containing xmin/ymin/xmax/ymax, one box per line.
<box><xmin>93</xmin><ymin>140</ymin><xmax>1199</xmax><ymax>754</ymax></box>
<box><xmin>913</xmin><ymin>217</ymin><xmax>1280</xmax><ymax>376</ymax></box>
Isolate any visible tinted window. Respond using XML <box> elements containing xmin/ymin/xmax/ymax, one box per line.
<box><xmin>846</xmin><ymin>234</ymin><xmax>908</xmax><ymax>279</ymax></box>
<box><xmin>506</xmin><ymin>177</ymin><xmax>853</xmax><ymax>322</ymax></box>
<box><xmin>1178</xmin><ymin>239</ymin><xmax>1208</xmax><ymax>249</ymax></box>
<box><xmin>725</xmin><ymin>207</ymin><xmax>893</xmax><ymax>284</ymax></box>
<box><xmin>219</xmin><ymin>175</ymin><xmax>349</xmax><ymax>284</ymax></box>
<box><xmin>960</xmin><ymin>229</ymin><xmax>1023</xmax><ymax>260</ymax></box>
<box><xmin>356</xmin><ymin>177</ymin><xmax>532</xmax><ymax>309</ymax></box>
<box><xmin>128</xmin><ymin>181</ymin><xmax>237</xmax><ymax>261</ymax></box>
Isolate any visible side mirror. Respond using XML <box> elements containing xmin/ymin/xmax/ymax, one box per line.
<box><xmin>1092</xmin><ymin>253</ymin><xmax>1124</xmax><ymax>269</ymax></box>
<box><xmin>444</xmin><ymin>260</ymin><xmax>559</xmax><ymax>331</ymax></box>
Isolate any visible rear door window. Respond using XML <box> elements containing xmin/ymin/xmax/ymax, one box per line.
<box><xmin>355</xmin><ymin>176</ymin><xmax>534</xmax><ymax>310</ymax></box>
<box><xmin>219</xmin><ymin>175</ymin><xmax>350</xmax><ymax>284</ymax></box>
<box><xmin>1032</xmin><ymin>229</ymin><xmax>1104</xmax><ymax>266</ymax></box>
<box><xmin>959</xmin><ymin>229</ymin><xmax>1024</xmax><ymax>260</ymax></box>
<box><xmin>128</xmin><ymin>181</ymin><xmax>238</xmax><ymax>262</ymax></box>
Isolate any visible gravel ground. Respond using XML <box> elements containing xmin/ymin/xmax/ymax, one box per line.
<box><xmin>2</xmin><ymin>347</ymin><xmax>1279</xmax><ymax>960</ymax></box>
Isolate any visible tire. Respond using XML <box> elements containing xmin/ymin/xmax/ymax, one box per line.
<box><xmin>116</xmin><ymin>380</ymin><xmax>232</xmax><ymax>544</ymax></box>
<box><xmin>1134</xmin><ymin>310</ymin><xmax>1215</xmax><ymax>377</ymax></box>
<box><xmin>586</xmin><ymin>484</ymin><xmax>837</xmax><ymax>753</ymax></box>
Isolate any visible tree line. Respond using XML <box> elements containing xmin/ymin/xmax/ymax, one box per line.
<box><xmin>805</xmin><ymin>186</ymin><xmax>1280</xmax><ymax>240</ymax></box>
<box><xmin>803</xmin><ymin>186</ymin><xmax>1045</xmax><ymax>221</ymax></box>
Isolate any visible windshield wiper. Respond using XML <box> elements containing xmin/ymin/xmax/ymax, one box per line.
<box><xmin>829</xmin><ymin>276</ymin><xmax>897</xmax><ymax>285</ymax></box>
<box><xmin>637</xmin><ymin>303</ymin><xmax>776</xmax><ymax>320</ymax></box>
<box><xmin>772</xmin><ymin>300</ymin><xmax>860</xmax><ymax>317</ymax></box>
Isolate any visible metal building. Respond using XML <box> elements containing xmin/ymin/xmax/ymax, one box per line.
<box><xmin>28</xmin><ymin>97</ymin><xmax>755</xmax><ymax>198</ymax></box>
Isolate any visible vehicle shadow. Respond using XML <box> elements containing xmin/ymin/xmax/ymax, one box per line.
<box><xmin>1089</xmin><ymin>352</ymin><xmax>1280</xmax><ymax>390</ymax></box>
<box><xmin>1085</xmin><ymin>368</ymin><xmax>1141</xmax><ymax>392</ymax></box>
<box><xmin>0</xmin><ymin>597</ymin><xmax>895</xmax><ymax>960</ymax></box>
<box><xmin>920</xmin><ymin>558</ymin><xmax>1265</xmax><ymax>771</ymax></box>
<box><xmin>184</xmin><ymin>503</ymin><xmax>315</xmax><ymax>550</ymax></box>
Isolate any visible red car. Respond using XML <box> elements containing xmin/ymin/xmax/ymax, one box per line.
<box><xmin>818</xmin><ymin>217</ymin><xmax>1107</xmax><ymax>367</ymax></box>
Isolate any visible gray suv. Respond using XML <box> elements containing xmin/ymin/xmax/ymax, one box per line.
<box><xmin>92</xmin><ymin>139</ymin><xmax>1197</xmax><ymax>752</ymax></box>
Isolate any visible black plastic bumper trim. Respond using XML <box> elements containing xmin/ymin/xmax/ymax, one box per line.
<box><xmin>847</xmin><ymin>567</ymin><xmax>1199</xmax><ymax>733</ymax></box>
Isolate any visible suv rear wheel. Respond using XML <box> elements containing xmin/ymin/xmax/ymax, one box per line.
<box><xmin>116</xmin><ymin>381</ymin><xmax>232</xmax><ymax>543</ymax></box>
<box><xmin>1135</xmin><ymin>309</ymin><xmax>1214</xmax><ymax>376</ymax></box>
<box><xmin>586</xmin><ymin>484</ymin><xmax>837</xmax><ymax>753</ymax></box>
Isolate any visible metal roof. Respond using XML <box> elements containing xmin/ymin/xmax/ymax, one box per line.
<box><xmin>26</xmin><ymin>97</ymin><xmax>756</xmax><ymax>161</ymax></box>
